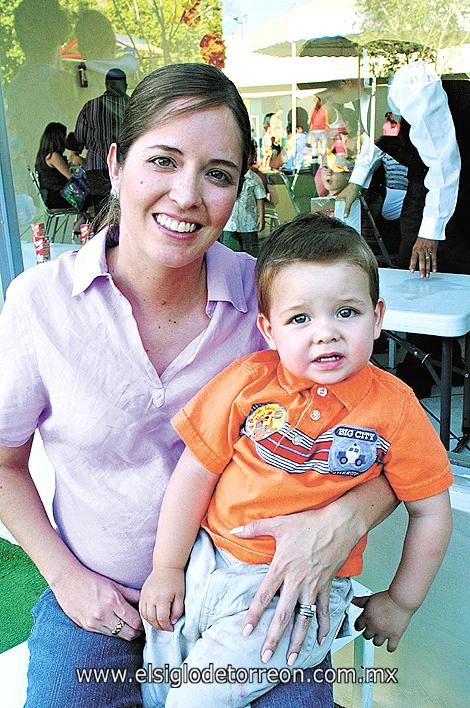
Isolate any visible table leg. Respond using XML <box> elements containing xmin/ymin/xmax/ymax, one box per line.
<box><xmin>463</xmin><ymin>334</ymin><xmax>470</xmax><ymax>434</ymax></box>
<box><xmin>440</xmin><ymin>338</ymin><xmax>453</xmax><ymax>449</ymax></box>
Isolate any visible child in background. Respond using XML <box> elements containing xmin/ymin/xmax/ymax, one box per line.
<box><xmin>315</xmin><ymin>152</ymin><xmax>352</xmax><ymax>198</ymax></box>
<box><xmin>261</xmin><ymin>113</ymin><xmax>273</xmax><ymax>168</ymax></box>
<box><xmin>221</xmin><ymin>140</ymin><xmax>266</xmax><ymax>257</ymax></box>
<box><xmin>382</xmin><ymin>111</ymin><xmax>400</xmax><ymax>136</ymax></box>
<box><xmin>65</xmin><ymin>131</ymin><xmax>86</xmax><ymax>172</ymax></box>
<box><xmin>331</xmin><ymin>132</ymin><xmax>348</xmax><ymax>157</ymax></box>
<box><xmin>141</xmin><ymin>214</ymin><xmax>452</xmax><ymax>708</ymax></box>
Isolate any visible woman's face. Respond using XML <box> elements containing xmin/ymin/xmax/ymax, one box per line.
<box><xmin>108</xmin><ymin>103</ymin><xmax>243</xmax><ymax>270</ymax></box>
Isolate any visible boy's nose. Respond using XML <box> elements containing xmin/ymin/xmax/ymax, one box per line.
<box><xmin>312</xmin><ymin>320</ymin><xmax>340</xmax><ymax>344</ymax></box>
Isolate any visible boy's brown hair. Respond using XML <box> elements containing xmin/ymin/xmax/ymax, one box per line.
<box><xmin>256</xmin><ymin>213</ymin><xmax>379</xmax><ymax>315</ymax></box>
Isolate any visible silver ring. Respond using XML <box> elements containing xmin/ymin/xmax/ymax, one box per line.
<box><xmin>425</xmin><ymin>254</ymin><xmax>431</xmax><ymax>259</ymax></box>
<box><xmin>295</xmin><ymin>602</ymin><xmax>316</xmax><ymax>618</ymax></box>
<box><xmin>111</xmin><ymin>618</ymin><xmax>125</xmax><ymax>636</ymax></box>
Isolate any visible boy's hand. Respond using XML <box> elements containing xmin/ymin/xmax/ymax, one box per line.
<box><xmin>352</xmin><ymin>590</ymin><xmax>414</xmax><ymax>652</ymax></box>
<box><xmin>139</xmin><ymin>567</ymin><xmax>185</xmax><ymax>632</ymax></box>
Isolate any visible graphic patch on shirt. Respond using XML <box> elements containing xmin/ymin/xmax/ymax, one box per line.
<box><xmin>328</xmin><ymin>426</ymin><xmax>379</xmax><ymax>476</ymax></box>
<box><xmin>244</xmin><ymin>403</ymin><xmax>288</xmax><ymax>441</ymax></box>
<box><xmin>241</xmin><ymin>407</ymin><xmax>389</xmax><ymax>475</ymax></box>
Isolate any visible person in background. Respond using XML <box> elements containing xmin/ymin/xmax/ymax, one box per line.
<box><xmin>74</xmin><ymin>9</ymin><xmax>139</xmax><ymax>100</ymax></box>
<box><xmin>0</xmin><ymin>63</ymin><xmax>397</xmax><ymax>708</ymax></box>
<box><xmin>6</xmin><ymin>0</ymin><xmax>74</xmax><ymax>177</ymax></box>
<box><xmin>331</xmin><ymin>132</ymin><xmax>348</xmax><ymax>157</ymax></box>
<box><xmin>35</xmin><ymin>122</ymin><xmax>72</xmax><ymax>208</ymax></box>
<box><xmin>75</xmin><ymin>68</ymin><xmax>129</xmax><ymax>214</ymax></box>
<box><xmin>382</xmin><ymin>111</ymin><xmax>400</xmax><ymax>136</ymax></box>
<box><xmin>65</xmin><ymin>132</ymin><xmax>86</xmax><ymax>171</ymax></box>
<box><xmin>269</xmin><ymin>141</ymin><xmax>284</xmax><ymax>171</ymax></box>
<box><xmin>339</xmin><ymin>61</ymin><xmax>465</xmax><ymax>278</ymax></box>
<box><xmin>269</xmin><ymin>109</ymin><xmax>283</xmax><ymax>147</ymax></box>
<box><xmin>249</xmin><ymin>141</ymin><xmax>268</xmax><ymax>191</ymax></box>
<box><xmin>338</xmin><ymin>61</ymin><xmax>469</xmax><ymax>397</ymax></box>
<box><xmin>314</xmin><ymin>153</ymin><xmax>352</xmax><ymax>198</ymax></box>
<box><xmin>222</xmin><ymin>140</ymin><xmax>267</xmax><ymax>256</ymax></box>
<box><xmin>283</xmin><ymin>124</ymin><xmax>310</xmax><ymax>174</ymax></box>
<box><xmin>261</xmin><ymin>113</ymin><xmax>274</xmax><ymax>168</ymax></box>
<box><xmin>309</xmin><ymin>95</ymin><xmax>329</xmax><ymax>159</ymax></box>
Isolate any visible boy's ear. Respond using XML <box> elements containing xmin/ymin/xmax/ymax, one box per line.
<box><xmin>373</xmin><ymin>298</ymin><xmax>386</xmax><ymax>340</ymax></box>
<box><xmin>257</xmin><ymin>313</ymin><xmax>278</xmax><ymax>350</ymax></box>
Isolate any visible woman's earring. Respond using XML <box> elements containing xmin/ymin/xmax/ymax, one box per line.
<box><xmin>110</xmin><ymin>187</ymin><xmax>118</xmax><ymax>200</ymax></box>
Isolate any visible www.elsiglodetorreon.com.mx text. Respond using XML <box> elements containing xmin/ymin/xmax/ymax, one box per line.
<box><xmin>75</xmin><ymin>663</ymin><xmax>399</xmax><ymax>687</ymax></box>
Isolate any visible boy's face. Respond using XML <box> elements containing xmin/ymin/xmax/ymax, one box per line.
<box><xmin>257</xmin><ymin>260</ymin><xmax>385</xmax><ymax>385</ymax></box>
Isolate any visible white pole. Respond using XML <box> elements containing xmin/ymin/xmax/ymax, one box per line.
<box><xmin>291</xmin><ymin>39</ymin><xmax>297</xmax><ymax>143</ymax></box>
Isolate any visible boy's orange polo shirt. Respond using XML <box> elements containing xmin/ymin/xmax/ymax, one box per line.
<box><xmin>172</xmin><ymin>350</ymin><xmax>452</xmax><ymax>577</ymax></box>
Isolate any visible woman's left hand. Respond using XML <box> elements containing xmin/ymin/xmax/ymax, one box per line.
<box><xmin>231</xmin><ymin>505</ymin><xmax>359</xmax><ymax>662</ymax></box>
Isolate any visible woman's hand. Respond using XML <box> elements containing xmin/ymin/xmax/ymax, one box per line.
<box><xmin>139</xmin><ymin>566</ymin><xmax>185</xmax><ymax>632</ymax></box>
<box><xmin>50</xmin><ymin>563</ymin><xmax>143</xmax><ymax>641</ymax></box>
<box><xmin>231</xmin><ymin>503</ymin><xmax>363</xmax><ymax>663</ymax></box>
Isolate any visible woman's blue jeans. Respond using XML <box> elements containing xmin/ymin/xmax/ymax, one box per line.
<box><xmin>26</xmin><ymin>588</ymin><xmax>333</xmax><ymax>707</ymax></box>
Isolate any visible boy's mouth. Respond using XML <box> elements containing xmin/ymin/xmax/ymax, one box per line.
<box><xmin>314</xmin><ymin>354</ymin><xmax>342</xmax><ymax>362</ymax></box>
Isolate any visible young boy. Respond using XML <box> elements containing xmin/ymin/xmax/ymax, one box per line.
<box><xmin>140</xmin><ymin>214</ymin><xmax>452</xmax><ymax>707</ymax></box>
<box><xmin>222</xmin><ymin>140</ymin><xmax>266</xmax><ymax>257</ymax></box>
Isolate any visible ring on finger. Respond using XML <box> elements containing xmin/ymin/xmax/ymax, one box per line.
<box><xmin>111</xmin><ymin>618</ymin><xmax>125</xmax><ymax>636</ymax></box>
<box><xmin>425</xmin><ymin>253</ymin><xmax>431</xmax><ymax>259</ymax></box>
<box><xmin>295</xmin><ymin>602</ymin><xmax>316</xmax><ymax>618</ymax></box>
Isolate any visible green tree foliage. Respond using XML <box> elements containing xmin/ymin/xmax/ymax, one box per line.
<box><xmin>97</xmin><ymin>0</ymin><xmax>224</xmax><ymax>73</ymax></box>
<box><xmin>0</xmin><ymin>0</ymin><xmax>27</xmax><ymax>84</ymax></box>
<box><xmin>355</xmin><ymin>0</ymin><xmax>470</xmax><ymax>74</ymax></box>
<box><xmin>0</xmin><ymin>0</ymin><xmax>224</xmax><ymax>87</ymax></box>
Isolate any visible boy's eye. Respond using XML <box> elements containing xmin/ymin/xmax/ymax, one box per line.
<box><xmin>291</xmin><ymin>314</ymin><xmax>310</xmax><ymax>324</ymax></box>
<box><xmin>151</xmin><ymin>156</ymin><xmax>175</xmax><ymax>168</ymax></box>
<box><xmin>337</xmin><ymin>307</ymin><xmax>357</xmax><ymax>319</ymax></box>
<box><xmin>207</xmin><ymin>169</ymin><xmax>233</xmax><ymax>185</ymax></box>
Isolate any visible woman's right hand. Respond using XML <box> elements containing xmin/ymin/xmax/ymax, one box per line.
<box><xmin>0</xmin><ymin>442</ymin><xmax>142</xmax><ymax>642</ymax></box>
<box><xmin>50</xmin><ymin>563</ymin><xmax>143</xmax><ymax>641</ymax></box>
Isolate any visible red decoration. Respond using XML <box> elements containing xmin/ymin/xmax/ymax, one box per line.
<box><xmin>199</xmin><ymin>32</ymin><xmax>226</xmax><ymax>69</ymax></box>
<box><xmin>181</xmin><ymin>0</ymin><xmax>202</xmax><ymax>27</ymax></box>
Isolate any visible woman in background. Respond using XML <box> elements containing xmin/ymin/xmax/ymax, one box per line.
<box><xmin>35</xmin><ymin>122</ymin><xmax>72</xmax><ymax>208</ymax></box>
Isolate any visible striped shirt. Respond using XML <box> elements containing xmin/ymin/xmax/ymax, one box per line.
<box><xmin>75</xmin><ymin>91</ymin><xmax>129</xmax><ymax>171</ymax></box>
<box><xmin>382</xmin><ymin>153</ymin><xmax>408</xmax><ymax>191</ymax></box>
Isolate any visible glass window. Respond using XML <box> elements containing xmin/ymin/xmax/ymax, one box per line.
<box><xmin>0</xmin><ymin>0</ymin><xmax>468</xmax><ymax>278</ymax></box>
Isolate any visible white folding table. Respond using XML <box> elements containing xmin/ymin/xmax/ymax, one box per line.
<box><xmin>379</xmin><ymin>268</ymin><xmax>470</xmax><ymax>449</ymax></box>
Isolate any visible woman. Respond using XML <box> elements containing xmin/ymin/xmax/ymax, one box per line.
<box><xmin>35</xmin><ymin>122</ymin><xmax>72</xmax><ymax>208</ymax></box>
<box><xmin>0</xmin><ymin>64</ymin><xmax>396</xmax><ymax>707</ymax></box>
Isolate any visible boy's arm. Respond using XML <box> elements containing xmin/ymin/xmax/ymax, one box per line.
<box><xmin>353</xmin><ymin>490</ymin><xmax>452</xmax><ymax>651</ymax></box>
<box><xmin>139</xmin><ymin>447</ymin><xmax>218</xmax><ymax>631</ymax></box>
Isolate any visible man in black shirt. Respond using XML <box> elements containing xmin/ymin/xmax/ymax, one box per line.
<box><xmin>75</xmin><ymin>68</ymin><xmax>129</xmax><ymax>214</ymax></box>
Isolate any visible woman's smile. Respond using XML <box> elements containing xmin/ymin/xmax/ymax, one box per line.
<box><xmin>108</xmin><ymin>103</ymin><xmax>243</xmax><ymax>272</ymax></box>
